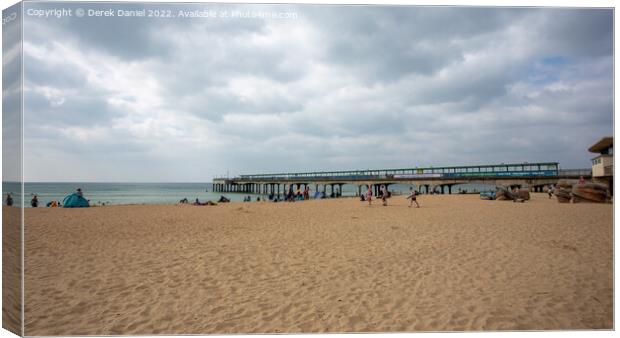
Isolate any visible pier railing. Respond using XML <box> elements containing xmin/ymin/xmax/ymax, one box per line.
<box><xmin>214</xmin><ymin>162</ymin><xmax>568</xmax><ymax>182</ymax></box>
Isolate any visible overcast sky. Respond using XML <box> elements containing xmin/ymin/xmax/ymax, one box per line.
<box><xmin>16</xmin><ymin>2</ymin><xmax>613</xmax><ymax>182</ymax></box>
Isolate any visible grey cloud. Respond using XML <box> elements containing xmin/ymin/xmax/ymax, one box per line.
<box><xmin>532</xmin><ymin>9</ymin><xmax>613</xmax><ymax>59</ymax></box>
<box><xmin>16</xmin><ymin>3</ymin><xmax>614</xmax><ymax>181</ymax></box>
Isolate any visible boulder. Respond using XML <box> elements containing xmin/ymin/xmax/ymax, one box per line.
<box><xmin>495</xmin><ymin>186</ymin><xmax>517</xmax><ymax>201</ymax></box>
<box><xmin>572</xmin><ymin>182</ymin><xmax>609</xmax><ymax>203</ymax></box>
<box><xmin>517</xmin><ymin>188</ymin><xmax>530</xmax><ymax>200</ymax></box>
<box><xmin>554</xmin><ymin>180</ymin><xmax>574</xmax><ymax>203</ymax></box>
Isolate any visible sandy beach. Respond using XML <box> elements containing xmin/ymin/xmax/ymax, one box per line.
<box><xmin>21</xmin><ymin>193</ymin><xmax>612</xmax><ymax>335</ymax></box>
<box><xmin>2</xmin><ymin>206</ymin><xmax>22</xmax><ymax>335</ymax></box>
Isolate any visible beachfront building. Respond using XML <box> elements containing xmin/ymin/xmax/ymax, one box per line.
<box><xmin>589</xmin><ymin>136</ymin><xmax>613</xmax><ymax>195</ymax></box>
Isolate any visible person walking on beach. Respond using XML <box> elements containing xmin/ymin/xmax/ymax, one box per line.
<box><xmin>5</xmin><ymin>193</ymin><xmax>13</xmax><ymax>207</ymax></box>
<box><xmin>287</xmin><ymin>187</ymin><xmax>294</xmax><ymax>202</ymax></box>
<box><xmin>407</xmin><ymin>187</ymin><xmax>420</xmax><ymax>208</ymax></box>
<box><xmin>547</xmin><ymin>184</ymin><xmax>554</xmax><ymax>199</ymax></box>
<box><xmin>381</xmin><ymin>185</ymin><xmax>388</xmax><ymax>206</ymax></box>
<box><xmin>366</xmin><ymin>186</ymin><xmax>373</xmax><ymax>206</ymax></box>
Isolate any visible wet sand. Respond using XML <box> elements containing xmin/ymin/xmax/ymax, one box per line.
<box><xmin>22</xmin><ymin>194</ymin><xmax>612</xmax><ymax>335</ymax></box>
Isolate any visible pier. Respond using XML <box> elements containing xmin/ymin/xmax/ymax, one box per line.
<box><xmin>213</xmin><ymin>162</ymin><xmax>591</xmax><ymax>196</ymax></box>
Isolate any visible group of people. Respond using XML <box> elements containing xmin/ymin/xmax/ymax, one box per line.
<box><xmin>361</xmin><ymin>185</ymin><xmax>420</xmax><ymax>208</ymax></box>
<box><xmin>284</xmin><ymin>186</ymin><xmax>312</xmax><ymax>202</ymax></box>
<box><xmin>5</xmin><ymin>188</ymin><xmax>86</xmax><ymax>208</ymax></box>
<box><xmin>243</xmin><ymin>195</ymin><xmax>261</xmax><ymax>202</ymax></box>
<box><xmin>188</xmin><ymin>195</ymin><xmax>230</xmax><ymax>206</ymax></box>
<box><xmin>4</xmin><ymin>192</ymin><xmax>46</xmax><ymax>208</ymax></box>
<box><xmin>266</xmin><ymin>186</ymin><xmax>314</xmax><ymax>202</ymax></box>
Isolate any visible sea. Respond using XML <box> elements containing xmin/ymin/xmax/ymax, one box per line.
<box><xmin>2</xmin><ymin>182</ymin><xmax>496</xmax><ymax>207</ymax></box>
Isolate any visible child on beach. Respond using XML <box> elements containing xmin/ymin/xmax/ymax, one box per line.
<box><xmin>366</xmin><ymin>186</ymin><xmax>373</xmax><ymax>206</ymax></box>
<box><xmin>407</xmin><ymin>187</ymin><xmax>419</xmax><ymax>208</ymax></box>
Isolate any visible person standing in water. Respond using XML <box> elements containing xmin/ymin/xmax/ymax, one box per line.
<box><xmin>5</xmin><ymin>193</ymin><xmax>13</xmax><ymax>206</ymax></box>
<box><xmin>30</xmin><ymin>195</ymin><xmax>39</xmax><ymax>208</ymax></box>
<box><xmin>407</xmin><ymin>187</ymin><xmax>420</xmax><ymax>208</ymax></box>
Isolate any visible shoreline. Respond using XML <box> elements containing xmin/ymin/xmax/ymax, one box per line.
<box><xmin>14</xmin><ymin>190</ymin><xmax>502</xmax><ymax>208</ymax></box>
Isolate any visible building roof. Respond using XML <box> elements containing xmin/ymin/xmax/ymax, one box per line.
<box><xmin>588</xmin><ymin>137</ymin><xmax>613</xmax><ymax>153</ymax></box>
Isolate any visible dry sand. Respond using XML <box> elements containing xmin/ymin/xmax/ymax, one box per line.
<box><xmin>2</xmin><ymin>206</ymin><xmax>22</xmax><ymax>335</ymax></box>
<box><xmin>22</xmin><ymin>194</ymin><xmax>612</xmax><ymax>335</ymax></box>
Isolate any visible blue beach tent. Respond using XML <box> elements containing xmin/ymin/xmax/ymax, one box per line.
<box><xmin>62</xmin><ymin>193</ymin><xmax>89</xmax><ymax>208</ymax></box>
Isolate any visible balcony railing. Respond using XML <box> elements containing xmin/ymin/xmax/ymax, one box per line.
<box><xmin>558</xmin><ymin>169</ymin><xmax>592</xmax><ymax>177</ymax></box>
